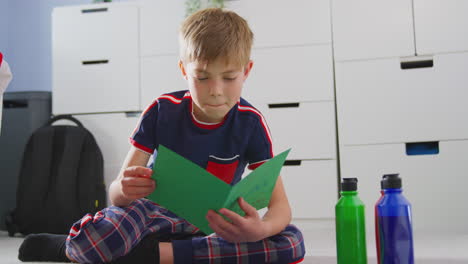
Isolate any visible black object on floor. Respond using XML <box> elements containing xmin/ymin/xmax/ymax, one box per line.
<box><xmin>18</xmin><ymin>233</ymin><xmax>70</xmax><ymax>262</ymax></box>
<box><xmin>7</xmin><ymin>115</ymin><xmax>106</xmax><ymax>236</ymax></box>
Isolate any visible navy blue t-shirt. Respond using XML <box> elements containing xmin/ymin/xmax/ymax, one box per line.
<box><xmin>130</xmin><ymin>90</ymin><xmax>274</xmax><ymax>186</ymax></box>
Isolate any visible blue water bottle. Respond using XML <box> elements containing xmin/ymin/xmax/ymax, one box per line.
<box><xmin>375</xmin><ymin>173</ymin><xmax>414</xmax><ymax>264</ymax></box>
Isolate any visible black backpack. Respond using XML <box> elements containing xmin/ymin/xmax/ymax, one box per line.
<box><xmin>6</xmin><ymin>115</ymin><xmax>106</xmax><ymax>236</ymax></box>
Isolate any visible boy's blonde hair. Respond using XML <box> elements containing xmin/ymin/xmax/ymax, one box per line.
<box><xmin>179</xmin><ymin>8</ymin><xmax>254</xmax><ymax>68</ymax></box>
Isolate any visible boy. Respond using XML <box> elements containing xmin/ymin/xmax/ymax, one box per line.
<box><xmin>19</xmin><ymin>8</ymin><xmax>305</xmax><ymax>264</ymax></box>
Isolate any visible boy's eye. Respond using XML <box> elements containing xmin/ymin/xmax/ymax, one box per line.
<box><xmin>224</xmin><ymin>77</ymin><xmax>237</xmax><ymax>81</ymax></box>
<box><xmin>196</xmin><ymin>77</ymin><xmax>208</xmax><ymax>81</ymax></box>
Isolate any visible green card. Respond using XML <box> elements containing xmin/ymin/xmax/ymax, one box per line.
<box><xmin>147</xmin><ymin>145</ymin><xmax>290</xmax><ymax>234</ymax></box>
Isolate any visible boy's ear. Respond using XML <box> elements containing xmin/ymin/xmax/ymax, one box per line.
<box><xmin>243</xmin><ymin>60</ymin><xmax>254</xmax><ymax>81</ymax></box>
<box><xmin>179</xmin><ymin>60</ymin><xmax>188</xmax><ymax>80</ymax></box>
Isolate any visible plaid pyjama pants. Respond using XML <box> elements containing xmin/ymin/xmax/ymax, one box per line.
<box><xmin>66</xmin><ymin>198</ymin><xmax>305</xmax><ymax>264</ymax></box>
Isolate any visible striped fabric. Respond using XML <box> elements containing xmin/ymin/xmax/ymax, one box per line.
<box><xmin>66</xmin><ymin>199</ymin><xmax>305</xmax><ymax>264</ymax></box>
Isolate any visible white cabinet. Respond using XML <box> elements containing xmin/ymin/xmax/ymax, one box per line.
<box><xmin>52</xmin><ymin>1</ymin><xmax>338</xmax><ymax>219</ymax></box>
<box><xmin>282</xmin><ymin>160</ymin><xmax>338</xmax><ymax>218</ymax></box>
<box><xmin>413</xmin><ymin>0</ymin><xmax>468</xmax><ymax>55</ymax></box>
<box><xmin>52</xmin><ymin>3</ymin><xmax>140</xmax><ymax>115</ymax></box>
<box><xmin>333</xmin><ymin>1</ymin><xmax>468</xmax><ymax>235</ymax></box>
<box><xmin>244</xmin><ymin>45</ymin><xmax>334</xmax><ymax>103</ymax></box>
<box><xmin>236</xmin><ymin>0</ymin><xmax>331</xmax><ymax>48</ymax></box>
<box><xmin>332</xmin><ymin>0</ymin><xmax>414</xmax><ymax>61</ymax></box>
<box><xmin>139</xmin><ymin>1</ymin><xmax>185</xmax><ymax>57</ymax></box>
<box><xmin>339</xmin><ymin>141</ymin><xmax>468</xmax><ymax>233</ymax></box>
<box><xmin>336</xmin><ymin>52</ymin><xmax>468</xmax><ymax>146</ymax></box>
<box><xmin>140</xmin><ymin>55</ymin><xmax>186</xmax><ymax>109</ymax></box>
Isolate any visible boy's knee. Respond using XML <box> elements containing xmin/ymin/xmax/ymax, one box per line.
<box><xmin>65</xmin><ymin>212</ymin><xmax>126</xmax><ymax>263</ymax></box>
<box><xmin>66</xmin><ymin>236</ymin><xmax>124</xmax><ymax>263</ymax></box>
<box><xmin>280</xmin><ymin>225</ymin><xmax>306</xmax><ymax>261</ymax></box>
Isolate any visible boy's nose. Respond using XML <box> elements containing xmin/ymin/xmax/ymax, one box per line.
<box><xmin>209</xmin><ymin>81</ymin><xmax>223</xmax><ymax>96</ymax></box>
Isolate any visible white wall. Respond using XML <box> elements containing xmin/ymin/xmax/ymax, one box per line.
<box><xmin>0</xmin><ymin>1</ymin><xmax>10</xmax><ymax>54</ymax></box>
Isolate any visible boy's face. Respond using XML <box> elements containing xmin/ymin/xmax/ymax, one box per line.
<box><xmin>180</xmin><ymin>58</ymin><xmax>253</xmax><ymax>123</ymax></box>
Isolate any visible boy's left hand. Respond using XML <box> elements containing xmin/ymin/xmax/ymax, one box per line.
<box><xmin>206</xmin><ymin>197</ymin><xmax>267</xmax><ymax>243</ymax></box>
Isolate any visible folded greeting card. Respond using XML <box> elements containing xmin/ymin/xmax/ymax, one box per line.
<box><xmin>147</xmin><ymin>145</ymin><xmax>290</xmax><ymax>234</ymax></box>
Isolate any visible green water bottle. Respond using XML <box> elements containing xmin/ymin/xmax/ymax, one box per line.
<box><xmin>335</xmin><ymin>178</ymin><xmax>367</xmax><ymax>264</ymax></box>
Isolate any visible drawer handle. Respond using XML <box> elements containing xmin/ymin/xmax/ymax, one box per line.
<box><xmin>283</xmin><ymin>160</ymin><xmax>301</xmax><ymax>166</ymax></box>
<box><xmin>406</xmin><ymin>141</ymin><xmax>439</xmax><ymax>155</ymax></box>
<box><xmin>82</xmin><ymin>60</ymin><xmax>109</xmax><ymax>65</ymax></box>
<box><xmin>125</xmin><ymin>111</ymin><xmax>142</xmax><ymax>118</ymax></box>
<box><xmin>3</xmin><ymin>100</ymin><xmax>28</xmax><ymax>108</ymax></box>
<box><xmin>400</xmin><ymin>60</ymin><xmax>433</xmax><ymax>70</ymax></box>
<box><xmin>268</xmin><ymin>103</ymin><xmax>300</xmax><ymax>109</ymax></box>
<box><xmin>82</xmin><ymin>8</ymin><xmax>108</xmax><ymax>13</ymax></box>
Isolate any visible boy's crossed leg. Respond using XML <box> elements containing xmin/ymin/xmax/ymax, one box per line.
<box><xmin>19</xmin><ymin>198</ymin><xmax>305</xmax><ymax>263</ymax></box>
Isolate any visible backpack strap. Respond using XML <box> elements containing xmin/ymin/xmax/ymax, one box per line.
<box><xmin>46</xmin><ymin>115</ymin><xmax>84</xmax><ymax>128</ymax></box>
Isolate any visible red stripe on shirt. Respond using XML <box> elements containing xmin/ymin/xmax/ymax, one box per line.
<box><xmin>131</xmin><ymin>99</ymin><xmax>159</xmax><ymax>137</ymax></box>
<box><xmin>237</xmin><ymin>103</ymin><xmax>274</xmax><ymax>157</ymax></box>
<box><xmin>131</xmin><ymin>92</ymin><xmax>191</xmax><ymax>139</ymax></box>
<box><xmin>129</xmin><ymin>138</ymin><xmax>153</xmax><ymax>154</ymax></box>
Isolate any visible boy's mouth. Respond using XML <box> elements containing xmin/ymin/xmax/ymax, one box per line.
<box><xmin>206</xmin><ymin>104</ymin><xmax>224</xmax><ymax>108</ymax></box>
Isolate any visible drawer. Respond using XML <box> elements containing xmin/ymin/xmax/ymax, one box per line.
<box><xmin>53</xmin><ymin>55</ymin><xmax>139</xmax><ymax>114</ymax></box>
<box><xmin>336</xmin><ymin>53</ymin><xmax>468</xmax><ymax>145</ymax></box>
<box><xmin>52</xmin><ymin>3</ymin><xmax>139</xmax><ymax>114</ymax></box>
<box><xmin>339</xmin><ymin>141</ymin><xmax>468</xmax><ymax>232</ymax></box>
<box><xmin>236</xmin><ymin>0</ymin><xmax>331</xmax><ymax>47</ymax></box>
<box><xmin>253</xmin><ymin>101</ymin><xmax>336</xmax><ymax>160</ymax></box>
<box><xmin>332</xmin><ymin>0</ymin><xmax>414</xmax><ymax>61</ymax></box>
<box><xmin>140</xmin><ymin>55</ymin><xmax>187</xmax><ymax>109</ymax></box>
<box><xmin>52</xmin><ymin>3</ymin><xmax>139</xmax><ymax>59</ymax></box>
<box><xmin>244</xmin><ymin>45</ymin><xmax>335</xmax><ymax>103</ymax></box>
<box><xmin>139</xmin><ymin>1</ymin><xmax>185</xmax><ymax>56</ymax></box>
<box><xmin>282</xmin><ymin>160</ymin><xmax>338</xmax><ymax>219</ymax></box>
<box><xmin>414</xmin><ymin>0</ymin><xmax>468</xmax><ymax>55</ymax></box>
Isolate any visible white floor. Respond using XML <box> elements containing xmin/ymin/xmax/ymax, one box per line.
<box><xmin>1</xmin><ymin>221</ymin><xmax>468</xmax><ymax>264</ymax></box>
<box><xmin>293</xmin><ymin>219</ymin><xmax>468</xmax><ymax>264</ymax></box>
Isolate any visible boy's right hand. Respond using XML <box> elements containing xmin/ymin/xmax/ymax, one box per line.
<box><xmin>120</xmin><ymin>166</ymin><xmax>156</xmax><ymax>200</ymax></box>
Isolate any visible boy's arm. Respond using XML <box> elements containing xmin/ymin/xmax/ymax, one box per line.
<box><xmin>261</xmin><ymin>175</ymin><xmax>292</xmax><ymax>235</ymax></box>
<box><xmin>109</xmin><ymin>146</ymin><xmax>153</xmax><ymax>207</ymax></box>
<box><xmin>206</xmin><ymin>176</ymin><xmax>292</xmax><ymax>242</ymax></box>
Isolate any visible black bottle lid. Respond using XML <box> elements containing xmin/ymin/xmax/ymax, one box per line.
<box><xmin>382</xmin><ymin>173</ymin><xmax>402</xmax><ymax>189</ymax></box>
<box><xmin>341</xmin><ymin>178</ymin><xmax>358</xmax><ymax>191</ymax></box>
<box><xmin>380</xmin><ymin>174</ymin><xmax>388</xmax><ymax>189</ymax></box>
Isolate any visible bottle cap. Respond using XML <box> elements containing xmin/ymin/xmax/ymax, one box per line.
<box><xmin>380</xmin><ymin>174</ymin><xmax>388</xmax><ymax>189</ymax></box>
<box><xmin>382</xmin><ymin>173</ymin><xmax>402</xmax><ymax>189</ymax></box>
<box><xmin>341</xmin><ymin>178</ymin><xmax>358</xmax><ymax>191</ymax></box>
